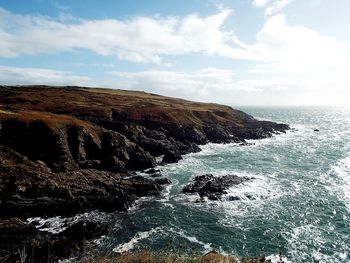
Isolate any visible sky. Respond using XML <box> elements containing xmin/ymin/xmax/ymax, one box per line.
<box><xmin>0</xmin><ymin>0</ymin><xmax>349</xmax><ymax>106</ymax></box>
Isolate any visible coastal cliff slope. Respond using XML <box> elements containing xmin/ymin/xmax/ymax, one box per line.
<box><xmin>0</xmin><ymin>85</ymin><xmax>289</xmax><ymax>262</ymax></box>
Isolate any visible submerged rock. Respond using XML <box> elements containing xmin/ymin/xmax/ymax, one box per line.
<box><xmin>183</xmin><ymin>174</ymin><xmax>252</xmax><ymax>200</ymax></box>
<box><xmin>145</xmin><ymin>168</ymin><xmax>161</xmax><ymax>174</ymax></box>
<box><xmin>153</xmin><ymin>178</ymin><xmax>172</xmax><ymax>185</ymax></box>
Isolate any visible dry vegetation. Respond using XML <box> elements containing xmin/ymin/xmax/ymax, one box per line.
<box><xmin>0</xmin><ymin>86</ymin><xmax>245</xmax><ymax>127</ymax></box>
<box><xmin>77</xmin><ymin>251</ymin><xmax>277</xmax><ymax>263</ymax></box>
<box><xmin>0</xmin><ymin>109</ymin><xmax>93</xmax><ymax>130</ymax></box>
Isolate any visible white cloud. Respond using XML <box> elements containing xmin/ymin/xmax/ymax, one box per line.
<box><xmin>0</xmin><ymin>65</ymin><xmax>92</xmax><ymax>86</ymax></box>
<box><xmin>108</xmin><ymin>14</ymin><xmax>350</xmax><ymax>105</ymax></box>
<box><xmin>265</xmin><ymin>0</ymin><xmax>295</xmax><ymax>15</ymax></box>
<box><xmin>246</xmin><ymin>14</ymin><xmax>350</xmax><ymax>105</ymax></box>
<box><xmin>253</xmin><ymin>0</ymin><xmax>271</xmax><ymax>8</ymax></box>
<box><xmin>0</xmin><ymin>7</ymin><xmax>258</xmax><ymax>64</ymax></box>
<box><xmin>108</xmin><ymin>69</ymin><xmax>295</xmax><ymax>104</ymax></box>
<box><xmin>252</xmin><ymin>0</ymin><xmax>295</xmax><ymax>15</ymax></box>
<box><xmin>251</xmin><ymin>15</ymin><xmax>350</xmax><ymax>83</ymax></box>
<box><xmin>109</xmin><ymin>68</ymin><xmax>239</xmax><ymax>100</ymax></box>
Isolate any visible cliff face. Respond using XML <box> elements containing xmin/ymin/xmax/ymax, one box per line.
<box><xmin>0</xmin><ymin>85</ymin><xmax>289</xmax><ymax>261</ymax></box>
<box><xmin>0</xmin><ymin>85</ymin><xmax>288</xmax><ymax>152</ymax></box>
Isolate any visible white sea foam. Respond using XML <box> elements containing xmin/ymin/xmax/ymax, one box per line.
<box><xmin>224</xmin><ymin>171</ymin><xmax>282</xmax><ymax>202</ymax></box>
<box><xmin>27</xmin><ymin>216</ymin><xmax>68</xmax><ymax>234</ymax></box>
<box><xmin>266</xmin><ymin>254</ymin><xmax>292</xmax><ymax>263</ymax></box>
<box><xmin>245</xmin><ymin>124</ymin><xmax>309</xmax><ymax>147</ymax></box>
<box><xmin>168</xmin><ymin>228</ymin><xmax>213</xmax><ymax>252</ymax></box>
<box><xmin>157</xmin><ymin>179</ymin><xmax>177</xmax><ymax>206</ymax></box>
<box><xmin>282</xmin><ymin>223</ymin><xmax>350</xmax><ymax>263</ymax></box>
<box><xmin>321</xmin><ymin>154</ymin><xmax>350</xmax><ymax>212</ymax></box>
<box><xmin>128</xmin><ymin>196</ymin><xmax>154</xmax><ymax>212</ymax></box>
<box><xmin>331</xmin><ymin>155</ymin><xmax>350</xmax><ymax>210</ymax></box>
<box><xmin>112</xmin><ymin>227</ymin><xmax>162</xmax><ymax>253</ymax></box>
<box><xmin>27</xmin><ymin>211</ymin><xmax>108</xmax><ymax>234</ymax></box>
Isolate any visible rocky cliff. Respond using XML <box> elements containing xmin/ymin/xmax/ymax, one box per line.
<box><xmin>0</xmin><ymin>85</ymin><xmax>289</xmax><ymax>262</ymax></box>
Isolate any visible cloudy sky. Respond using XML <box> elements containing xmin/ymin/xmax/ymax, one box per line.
<box><xmin>0</xmin><ymin>0</ymin><xmax>349</xmax><ymax>106</ymax></box>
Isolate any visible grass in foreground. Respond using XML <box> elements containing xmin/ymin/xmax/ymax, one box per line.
<box><xmin>78</xmin><ymin>251</ymin><xmax>280</xmax><ymax>263</ymax></box>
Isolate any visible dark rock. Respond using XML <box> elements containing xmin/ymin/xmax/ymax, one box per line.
<box><xmin>145</xmin><ymin>168</ymin><xmax>163</xmax><ymax>177</ymax></box>
<box><xmin>153</xmin><ymin>178</ymin><xmax>172</xmax><ymax>185</ymax></box>
<box><xmin>239</xmin><ymin>142</ymin><xmax>255</xmax><ymax>146</ymax></box>
<box><xmin>101</xmin><ymin>156</ymin><xmax>125</xmax><ymax>173</ymax></box>
<box><xmin>183</xmin><ymin>174</ymin><xmax>252</xmax><ymax>200</ymax></box>
<box><xmin>127</xmin><ymin>146</ymin><xmax>157</xmax><ymax>170</ymax></box>
<box><xmin>183</xmin><ymin>174</ymin><xmax>214</xmax><ymax>193</ymax></box>
<box><xmin>162</xmin><ymin>150</ymin><xmax>183</xmax><ymax>164</ymax></box>
<box><xmin>227</xmin><ymin>196</ymin><xmax>240</xmax><ymax>201</ymax></box>
<box><xmin>0</xmin><ymin>218</ymin><xmax>110</xmax><ymax>263</ymax></box>
<box><xmin>0</xmin><ymin>119</ymin><xmax>77</xmax><ymax>172</ymax></box>
<box><xmin>204</xmin><ymin>126</ymin><xmax>231</xmax><ymax>143</ymax></box>
<box><xmin>145</xmin><ymin>168</ymin><xmax>161</xmax><ymax>174</ymax></box>
<box><xmin>0</xmin><ymin>147</ymin><xmax>162</xmax><ymax>218</ymax></box>
<box><xmin>165</xmin><ymin>124</ymin><xmax>208</xmax><ymax>145</ymax></box>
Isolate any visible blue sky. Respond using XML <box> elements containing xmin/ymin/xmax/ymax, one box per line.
<box><xmin>0</xmin><ymin>0</ymin><xmax>349</xmax><ymax>105</ymax></box>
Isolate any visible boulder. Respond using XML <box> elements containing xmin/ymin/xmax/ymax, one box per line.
<box><xmin>162</xmin><ymin>150</ymin><xmax>183</xmax><ymax>164</ymax></box>
<box><xmin>183</xmin><ymin>174</ymin><xmax>252</xmax><ymax>200</ymax></box>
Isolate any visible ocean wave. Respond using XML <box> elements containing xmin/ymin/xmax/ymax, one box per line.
<box><xmin>157</xmin><ymin>180</ymin><xmax>177</xmax><ymax>207</ymax></box>
<box><xmin>167</xmin><ymin>227</ymin><xmax>213</xmax><ymax>252</ymax></box>
<box><xmin>27</xmin><ymin>211</ymin><xmax>109</xmax><ymax>234</ymax></box>
<box><xmin>112</xmin><ymin>227</ymin><xmax>163</xmax><ymax>253</ymax></box>
<box><xmin>324</xmin><ymin>154</ymin><xmax>350</xmax><ymax>211</ymax></box>
<box><xmin>282</xmin><ymin>223</ymin><xmax>349</xmax><ymax>262</ymax></box>
<box><xmin>266</xmin><ymin>254</ymin><xmax>292</xmax><ymax>263</ymax></box>
<box><xmin>245</xmin><ymin>124</ymin><xmax>309</xmax><ymax>147</ymax></box>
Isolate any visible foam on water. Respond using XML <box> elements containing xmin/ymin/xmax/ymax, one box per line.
<box><xmin>157</xmin><ymin>179</ymin><xmax>177</xmax><ymax>206</ymax></box>
<box><xmin>331</xmin><ymin>155</ymin><xmax>350</xmax><ymax>211</ymax></box>
<box><xmin>113</xmin><ymin>227</ymin><xmax>163</xmax><ymax>253</ymax></box>
<box><xmin>282</xmin><ymin>223</ymin><xmax>350</xmax><ymax>262</ymax></box>
<box><xmin>167</xmin><ymin>228</ymin><xmax>213</xmax><ymax>252</ymax></box>
<box><xmin>267</xmin><ymin>254</ymin><xmax>292</xmax><ymax>263</ymax></box>
<box><xmin>224</xmin><ymin>171</ymin><xmax>283</xmax><ymax>202</ymax></box>
<box><xmin>27</xmin><ymin>211</ymin><xmax>110</xmax><ymax>234</ymax></box>
<box><xmin>27</xmin><ymin>216</ymin><xmax>68</xmax><ymax>234</ymax></box>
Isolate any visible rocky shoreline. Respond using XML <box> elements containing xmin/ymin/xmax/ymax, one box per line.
<box><xmin>0</xmin><ymin>86</ymin><xmax>289</xmax><ymax>262</ymax></box>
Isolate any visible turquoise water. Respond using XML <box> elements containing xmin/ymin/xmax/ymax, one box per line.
<box><xmin>89</xmin><ymin>107</ymin><xmax>350</xmax><ymax>262</ymax></box>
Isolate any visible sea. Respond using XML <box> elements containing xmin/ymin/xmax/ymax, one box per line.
<box><xmin>31</xmin><ymin>107</ymin><xmax>350</xmax><ymax>263</ymax></box>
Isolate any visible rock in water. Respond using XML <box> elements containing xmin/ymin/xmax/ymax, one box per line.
<box><xmin>183</xmin><ymin>174</ymin><xmax>252</xmax><ymax>200</ymax></box>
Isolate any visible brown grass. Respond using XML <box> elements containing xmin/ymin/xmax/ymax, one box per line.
<box><xmin>0</xmin><ymin>86</ymin><xmax>244</xmax><ymax>127</ymax></box>
<box><xmin>0</xmin><ymin>109</ymin><xmax>93</xmax><ymax>130</ymax></box>
<box><xmin>78</xmin><ymin>251</ymin><xmax>239</xmax><ymax>263</ymax></box>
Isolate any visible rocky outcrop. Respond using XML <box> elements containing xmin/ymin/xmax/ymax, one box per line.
<box><xmin>0</xmin><ymin>146</ymin><xmax>163</xmax><ymax>218</ymax></box>
<box><xmin>183</xmin><ymin>174</ymin><xmax>252</xmax><ymax>200</ymax></box>
<box><xmin>162</xmin><ymin>150</ymin><xmax>183</xmax><ymax>164</ymax></box>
